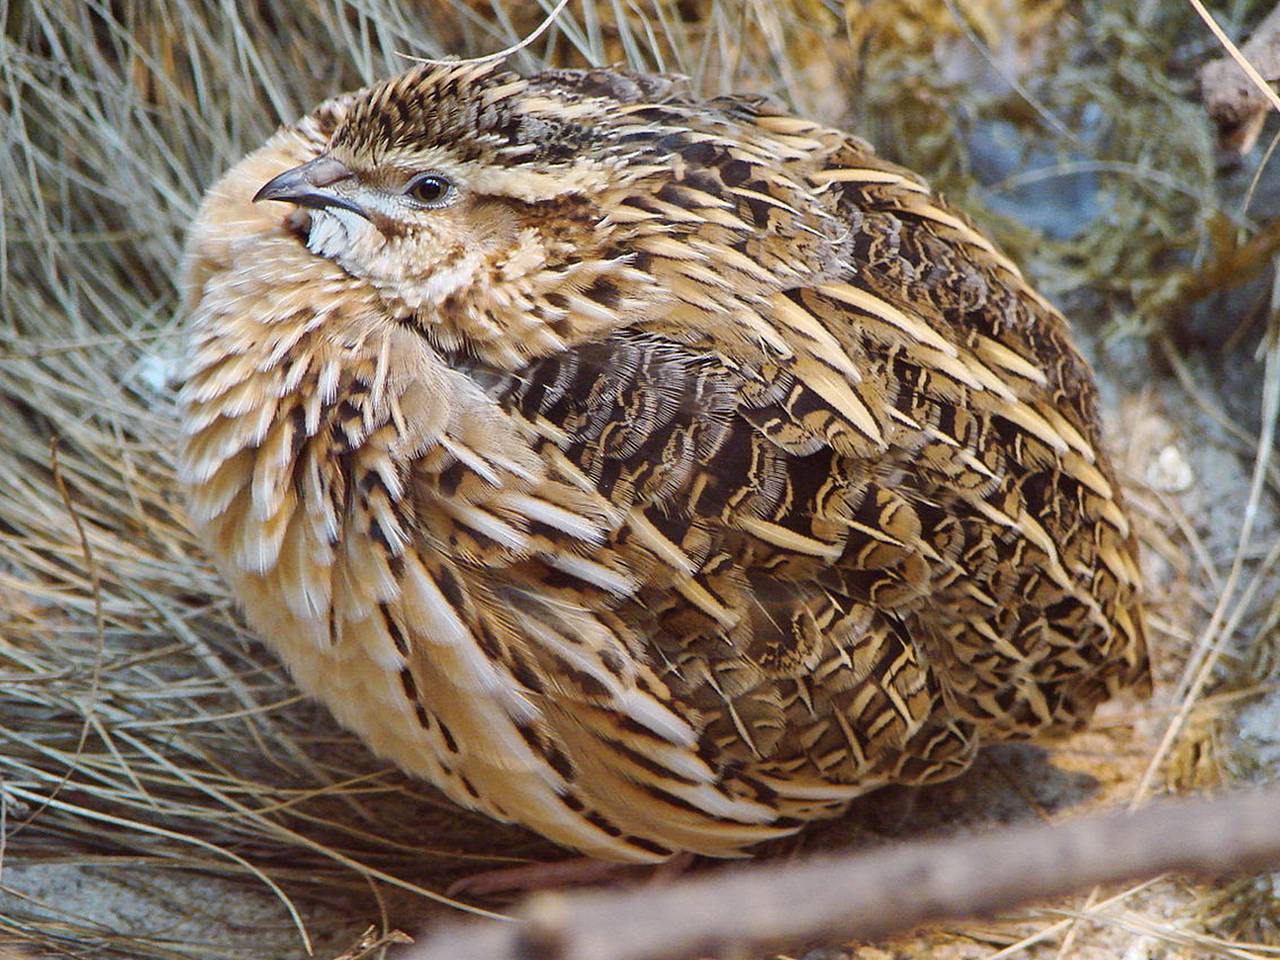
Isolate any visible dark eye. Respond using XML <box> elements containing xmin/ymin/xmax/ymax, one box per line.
<box><xmin>405</xmin><ymin>173</ymin><xmax>454</xmax><ymax>207</ymax></box>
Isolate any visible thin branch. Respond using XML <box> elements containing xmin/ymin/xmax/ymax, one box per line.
<box><xmin>1197</xmin><ymin>0</ymin><xmax>1280</xmax><ymax>153</ymax></box>
<box><xmin>406</xmin><ymin>785</ymin><xmax>1280</xmax><ymax>960</ymax></box>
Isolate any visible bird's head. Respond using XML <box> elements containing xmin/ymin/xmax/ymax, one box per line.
<box><xmin>252</xmin><ymin>61</ymin><xmax>674</xmax><ymax>357</ymax></box>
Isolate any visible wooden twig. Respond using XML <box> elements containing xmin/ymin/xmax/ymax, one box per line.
<box><xmin>405</xmin><ymin>786</ymin><xmax>1280</xmax><ymax>960</ymax></box>
<box><xmin>1197</xmin><ymin>0</ymin><xmax>1280</xmax><ymax>153</ymax></box>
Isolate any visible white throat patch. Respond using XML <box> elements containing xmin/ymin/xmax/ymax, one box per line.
<box><xmin>306</xmin><ymin>207</ymin><xmax>375</xmax><ymax>260</ymax></box>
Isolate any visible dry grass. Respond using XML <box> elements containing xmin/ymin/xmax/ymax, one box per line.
<box><xmin>1</xmin><ymin>1</ymin><xmax>1278</xmax><ymax>958</ymax></box>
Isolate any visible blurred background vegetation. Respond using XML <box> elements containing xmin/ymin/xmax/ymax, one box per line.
<box><xmin>2</xmin><ymin>1</ymin><xmax>1279</xmax><ymax>957</ymax></box>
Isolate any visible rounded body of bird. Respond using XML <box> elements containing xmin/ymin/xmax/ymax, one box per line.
<box><xmin>180</xmin><ymin>63</ymin><xmax>1148</xmax><ymax>861</ymax></box>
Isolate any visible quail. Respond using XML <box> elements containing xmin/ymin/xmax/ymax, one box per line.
<box><xmin>180</xmin><ymin>62</ymin><xmax>1149</xmax><ymax>863</ymax></box>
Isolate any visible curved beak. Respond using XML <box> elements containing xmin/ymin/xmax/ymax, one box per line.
<box><xmin>253</xmin><ymin>156</ymin><xmax>369</xmax><ymax>219</ymax></box>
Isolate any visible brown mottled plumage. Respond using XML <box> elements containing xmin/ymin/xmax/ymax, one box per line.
<box><xmin>179</xmin><ymin>62</ymin><xmax>1149</xmax><ymax>862</ymax></box>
